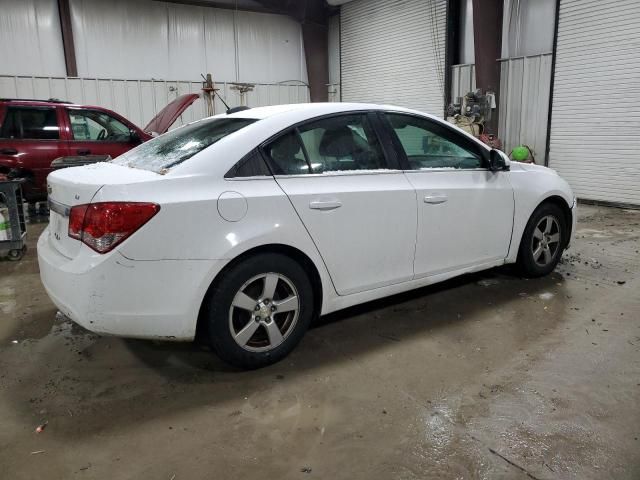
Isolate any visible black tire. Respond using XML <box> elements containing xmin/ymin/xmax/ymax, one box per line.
<box><xmin>516</xmin><ymin>202</ymin><xmax>566</xmax><ymax>277</ymax></box>
<box><xmin>205</xmin><ymin>253</ymin><xmax>314</xmax><ymax>369</ymax></box>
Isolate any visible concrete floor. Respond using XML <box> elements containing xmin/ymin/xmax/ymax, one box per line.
<box><xmin>0</xmin><ymin>204</ymin><xmax>638</xmax><ymax>479</ymax></box>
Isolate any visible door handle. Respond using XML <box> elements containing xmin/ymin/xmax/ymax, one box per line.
<box><xmin>77</xmin><ymin>149</ymin><xmax>91</xmax><ymax>156</ymax></box>
<box><xmin>424</xmin><ymin>194</ymin><xmax>448</xmax><ymax>204</ymax></box>
<box><xmin>309</xmin><ymin>200</ymin><xmax>342</xmax><ymax>211</ymax></box>
<box><xmin>0</xmin><ymin>148</ymin><xmax>18</xmax><ymax>155</ymax></box>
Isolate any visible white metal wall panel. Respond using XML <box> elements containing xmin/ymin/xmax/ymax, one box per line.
<box><xmin>450</xmin><ymin>63</ymin><xmax>476</xmax><ymax>102</ymax></box>
<box><xmin>0</xmin><ymin>0</ymin><xmax>66</xmax><ymax>77</ymax></box>
<box><xmin>236</xmin><ymin>10</ymin><xmax>307</xmax><ymax>84</ymax></box>
<box><xmin>340</xmin><ymin>0</ymin><xmax>447</xmax><ymax>116</ymax></box>
<box><xmin>459</xmin><ymin>0</ymin><xmax>475</xmax><ymax>64</ymax></box>
<box><xmin>69</xmin><ymin>0</ymin><xmax>307</xmax><ymax>84</ymax></box>
<box><xmin>501</xmin><ymin>0</ymin><xmax>556</xmax><ymax>58</ymax></box>
<box><xmin>0</xmin><ymin>76</ymin><xmax>309</xmax><ymax>131</ymax></box>
<box><xmin>549</xmin><ymin>0</ymin><xmax>640</xmax><ymax>205</ymax></box>
<box><xmin>498</xmin><ymin>53</ymin><xmax>552</xmax><ymax>161</ymax></box>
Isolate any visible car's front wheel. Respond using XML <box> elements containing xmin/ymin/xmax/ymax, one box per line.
<box><xmin>516</xmin><ymin>202</ymin><xmax>566</xmax><ymax>277</ymax></box>
<box><xmin>205</xmin><ymin>253</ymin><xmax>314</xmax><ymax>369</ymax></box>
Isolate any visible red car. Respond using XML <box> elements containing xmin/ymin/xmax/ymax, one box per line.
<box><xmin>0</xmin><ymin>94</ymin><xmax>198</xmax><ymax>203</ymax></box>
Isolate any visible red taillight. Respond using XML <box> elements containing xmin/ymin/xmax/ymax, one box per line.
<box><xmin>68</xmin><ymin>202</ymin><xmax>160</xmax><ymax>253</ymax></box>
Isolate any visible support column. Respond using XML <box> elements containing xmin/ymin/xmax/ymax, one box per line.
<box><xmin>471</xmin><ymin>0</ymin><xmax>503</xmax><ymax>133</ymax></box>
<box><xmin>302</xmin><ymin>23</ymin><xmax>329</xmax><ymax>102</ymax></box>
<box><xmin>57</xmin><ymin>0</ymin><xmax>78</xmax><ymax>77</ymax></box>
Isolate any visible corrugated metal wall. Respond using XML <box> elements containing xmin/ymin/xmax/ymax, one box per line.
<box><xmin>450</xmin><ymin>63</ymin><xmax>476</xmax><ymax>103</ymax></box>
<box><xmin>0</xmin><ymin>0</ymin><xmax>66</xmax><ymax>76</ymax></box>
<box><xmin>451</xmin><ymin>53</ymin><xmax>552</xmax><ymax>160</ymax></box>
<box><xmin>0</xmin><ymin>75</ymin><xmax>309</xmax><ymax>130</ymax></box>
<box><xmin>2</xmin><ymin>0</ymin><xmax>308</xmax><ymax>86</ymax></box>
<box><xmin>340</xmin><ymin>0</ymin><xmax>447</xmax><ymax>116</ymax></box>
<box><xmin>501</xmin><ymin>0</ymin><xmax>556</xmax><ymax>57</ymax></box>
<box><xmin>549</xmin><ymin>0</ymin><xmax>640</xmax><ymax>206</ymax></box>
<box><xmin>498</xmin><ymin>53</ymin><xmax>552</xmax><ymax>161</ymax></box>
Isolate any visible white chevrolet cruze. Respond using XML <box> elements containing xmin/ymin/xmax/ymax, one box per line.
<box><xmin>38</xmin><ymin>103</ymin><xmax>576</xmax><ymax>368</ymax></box>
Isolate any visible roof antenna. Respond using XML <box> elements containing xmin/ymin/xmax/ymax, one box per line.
<box><xmin>215</xmin><ymin>90</ymin><xmax>231</xmax><ymax>111</ymax></box>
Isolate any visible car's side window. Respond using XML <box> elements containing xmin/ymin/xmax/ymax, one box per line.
<box><xmin>264</xmin><ymin>130</ymin><xmax>310</xmax><ymax>175</ymax></box>
<box><xmin>67</xmin><ymin>109</ymin><xmax>131</xmax><ymax>142</ymax></box>
<box><xmin>0</xmin><ymin>106</ymin><xmax>59</xmax><ymax>140</ymax></box>
<box><xmin>225</xmin><ymin>149</ymin><xmax>272</xmax><ymax>178</ymax></box>
<box><xmin>298</xmin><ymin>114</ymin><xmax>386</xmax><ymax>173</ymax></box>
<box><xmin>386</xmin><ymin>113</ymin><xmax>483</xmax><ymax>170</ymax></box>
<box><xmin>263</xmin><ymin>113</ymin><xmax>389</xmax><ymax>176</ymax></box>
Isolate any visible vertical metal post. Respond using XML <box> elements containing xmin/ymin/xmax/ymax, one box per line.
<box><xmin>57</xmin><ymin>0</ymin><xmax>78</xmax><ymax>77</ymax></box>
<box><xmin>544</xmin><ymin>0</ymin><xmax>561</xmax><ymax>166</ymax></box>
<box><xmin>302</xmin><ymin>23</ymin><xmax>329</xmax><ymax>102</ymax></box>
<box><xmin>472</xmin><ymin>0</ymin><xmax>503</xmax><ymax>133</ymax></box>
<box><xmin>444</xmin><ymin>0</ymin><xmax>461</xmax><ymax>115</ymax></box>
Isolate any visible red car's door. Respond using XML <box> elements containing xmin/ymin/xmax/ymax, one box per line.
<box><xmin>0</xmin><ymin>104</ymin><xmax>68</xmax><ymax>201</ymax></box>
<box><xmin>63</xmin><ymin>107</ymin><xmax>141</xmax><ymax>159</ymax></box>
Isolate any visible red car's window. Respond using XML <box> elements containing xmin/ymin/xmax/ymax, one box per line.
<box><xmin>0</xmin><ymin>106</ymin><xmax>59</xmax><ymax>140</ymax></box>
<box><xmin>68</xmin><ymin>109</ymin><xmax>131</xmax><ymax>142</ymax></box>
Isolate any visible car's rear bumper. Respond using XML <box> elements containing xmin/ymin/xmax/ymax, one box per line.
<box><xmin>37</xmin><ymin>227</ymin><xmax>222</xmax><ymax>340</ymax></box>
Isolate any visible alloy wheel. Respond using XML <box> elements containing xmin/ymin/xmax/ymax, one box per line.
<box><xmin>531</xmin><ymin>215</ymin><xmax>561</xmax><ymax>267</ymax></box>
<box><xmin>228</xmin><ymin>273</ymin><xmax>300</xmax><ymax>352</ymax></box>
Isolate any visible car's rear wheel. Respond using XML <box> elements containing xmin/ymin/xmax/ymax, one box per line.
<box><xmin>205</xmin><ymin>253</ymin><xmax>314</xmax><ymax>369</ymax></box>
<box><xmin>516</xmin><ymin>202</ymin><xmax>566</xmax><ymax>277</ymax></box>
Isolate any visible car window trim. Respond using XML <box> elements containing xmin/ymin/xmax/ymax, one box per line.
<box><xmin>293</xmin><ymin>126</ymin><xmax>313</xmax><ymax>174</ymax></box>
<box><xmin>258</xmin><ymin>110</ymin><xmax>396</xmax><ymax>176</ymax></box>
<box><xmin>368</xmin><ymin>111</ymin><xmax>402</xmax><ymax>170</ymax></box>
<box><xmin>380</xmin><ymin>111</ymin><xmax>491</xmax><ymax>171</ymax></box>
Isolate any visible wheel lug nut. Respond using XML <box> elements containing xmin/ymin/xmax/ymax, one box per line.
<box><xmin>264</xmin><ymin>299</ymin><xmax>270</xmax><ymax>305</ymax></box>
<box><xmin>255</xmin><ymin>316</ymin><xmax>261</xmax><ymax>321</ymax></box>
<box><xmin>271</xmin><ymin>306</ymin><xmax>276</xmax><ymax>312</ymax></box>
<box><xmin>255</xmin><ymin>305</ymin><xmax>260</xmax><ymax>311</ymax></box>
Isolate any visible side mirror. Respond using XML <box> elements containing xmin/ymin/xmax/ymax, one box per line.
<box><xmin>489</xmin><ymin>149</ymin><xmax>510</xmax><ymax>171</ymax></box>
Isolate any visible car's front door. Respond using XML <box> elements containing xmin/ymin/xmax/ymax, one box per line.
<box><xmin>383</xmin><ymin>112</ymin><xmax>514</xmax><ymax>278</ymax></box>
<box><xmin>63</xmin><ymin>108</ymin><xmax>140</xmax><ymax>159</ymax></box>
<box><xmin>263</xmin><ymin>112</ymin><xmax>417</xmax><ymax>296</ymax></box>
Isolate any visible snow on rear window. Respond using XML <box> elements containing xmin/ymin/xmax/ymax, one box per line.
<box><xmin>113</xmin><ymin>117</ymin><xmax>255</xmax><ymax>173</ymax></box>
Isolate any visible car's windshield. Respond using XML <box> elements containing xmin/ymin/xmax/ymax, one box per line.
<box><xmin>113</xmin><ymin>117</ymin><xmax>256</xmax><ymax>173</ymax></box>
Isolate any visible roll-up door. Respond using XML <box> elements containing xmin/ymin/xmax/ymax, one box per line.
<box><xmin>340</xmin><ymin>0</ymin><xmax>447</xmax><ymax>117</ymax></box>
<box><xmin>549</xmin><ymin>0</ymin><xmax>640</xmax><ymax>205</ymax></box>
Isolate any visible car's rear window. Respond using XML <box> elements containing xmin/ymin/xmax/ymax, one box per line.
<box><xmin>113</xmin><ymin>117</ymin><xmax>256</xmax><ymax>173</ymax></box>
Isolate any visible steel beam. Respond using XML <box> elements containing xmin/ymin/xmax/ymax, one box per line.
<box><xmin>57</xmin><ymin>0</ymin><xmax>78</xmax><ymax>77</ymax></box>
<box><xmin>472</xmin><ymin>0</ymin><xmax>503</xmax><ymax>133</ymax></box>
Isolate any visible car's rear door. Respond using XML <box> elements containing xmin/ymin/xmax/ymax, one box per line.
<box><xmin>0</xmin><ymin>104</ymin><xmax>68</xmax><ymax>201</ymax></box>
<box><xmin>63</xmin><ymin>107</ymin><xmax>140</xmax><ymax>159</ymax></box>
<box><xmin>263</xmin><ymin>112</ymin><xmax>417</xmax><ymax>296</ymax></box>
<box><xmin>382</xmin><ymin>112</ymin><xmax>514</xmax><ymax>278</ymax></box>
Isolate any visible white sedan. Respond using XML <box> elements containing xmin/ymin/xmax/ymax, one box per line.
<box><xmin>38</xmin><ymin>103</ymin><xmax>576</xmax><ymax>368</ymax></box>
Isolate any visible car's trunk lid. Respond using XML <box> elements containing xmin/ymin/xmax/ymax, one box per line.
<box><xmin>143</xmin><ymin>93</ymin><xmax>199</xmax><ymax>135</ymax></box>
<box><xmin>46</xmin><ymin>162</ymin><xmax>159</xmax><ymax>258</ymax></box>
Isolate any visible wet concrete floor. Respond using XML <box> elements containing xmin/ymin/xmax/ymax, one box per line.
<box><xmin>0</xmin><ymin>204</ymin><xmax>638</xmax><ymax>479</ymax></box>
